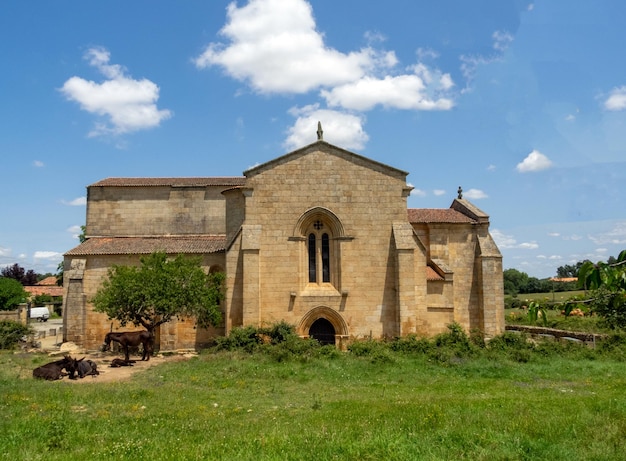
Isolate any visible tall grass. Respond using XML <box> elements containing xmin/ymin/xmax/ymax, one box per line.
<box><xmin>1</xmin><ymin>327</ymin><xmax>626</xmax><ymax>460</ymax></box>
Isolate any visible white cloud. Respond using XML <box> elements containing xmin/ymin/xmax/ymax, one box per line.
<box><xmin>34</xmin><ymin>251</ymin><xmax>62</xmax><ymax>260</ymax></box>
<box><xmin>60</xmin><ymin>47</ymin><xmax>171</xmax><ymax>137</ymax></box>
<box><xmin>195</xmin><ymin>0</ymin><xmax>455</xmax><ymax>114</ymax></box>
<box><xmin>33</xmin><ymin>160</ymin><xmax>44</xmax><ymax>168</ymax></box>
<box><xmin>516</xmin><ymin>149</ymin><xmax>553</xmax><ymax>173</ymax></box>
<box><xmin>491</xmin><ymin>229</ymin><xmax>538</xmax><ymax>250</ymax></box>
<box><xmin>195</xmin><ymin>0</ymin><xmax>377</xmax><ymax>94</ymax></box>
<box><xmin>604</xmin><ymin>86</ymin><xmax>626</xmax><ymax>111</ymax></box>
<box><xmin>67</xmin><ymin>225</ymin><xmax>83</xmax><ymax>240</ymax></box>
<box><xmin>547</xmin><ymin>232</ymin><xmax>560</xmax><ymax>237</ymax></box>
<box><xmin>433</xmin><ymin>189</ymin><xmax>446</xmax><ymax>196</ymax></box>
<box><xmin>487</xmin><ymin>164</ymin><xmax>496</xmax><ymax>172</ymax></box>
<box><xmin>588</xmin><ymin>221</ymin><xmax>626</xmax><ymax>245</ymax></box>
<box><xmin>492</xmin><ymin>30</ymin><xmax>513</xmax><ymax>52</ymax></box>
<box><xmin>284</xmin><ymin>105</ymin><xmax>368</xmax><ymax>151</ymax></box>
<box><xmin>411</xmin><ymin>188</ymin><xmax>427</xmax><ymax>197</ymax></box>
<box><xmin>62</xmin><ymin>197</ymin><xmax>87</xmax><ymax>206</ymax></box>
<box><xmin>0</xmin><ymin>246</ymin><xmax>10</xmax><ymax>257</ymax></box>
<box><xmin>321</xmin><ymin>71</ymin><xmax>454</xmax><ymax>112</ymax></box>
<box><xmin>464</xmin><ymin>188</ymin><xmax>488</xmax><ymax>199</ymax></box>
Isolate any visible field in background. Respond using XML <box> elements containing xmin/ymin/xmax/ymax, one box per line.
<box><xmin>509</xmin><ymin>290</ymin><xmax>586</xmax><ymax>304</ymax></box>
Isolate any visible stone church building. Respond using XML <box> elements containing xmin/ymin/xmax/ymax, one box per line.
<box><xmin>63</xmin><ymin>130</ymin><xmax>504</xmax><ymax>351</ymax></box>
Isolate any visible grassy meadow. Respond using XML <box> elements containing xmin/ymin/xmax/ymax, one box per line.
<box><xmin>2</xmin><ymin>331</ymin><xmax>626</xmax><ymax>461</ymax></box>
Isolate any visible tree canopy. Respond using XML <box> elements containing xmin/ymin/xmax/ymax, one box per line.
<box><xmin>0</xmin><ymin>277</ymin><xmax>28</xmax><ymax>311</ymax></box>
<box><xmin>577</xmin><ymin>249</ymin><xmax>626</xmax><ymax>329</ymax></box>
<box><xmin>92</xmin><ymin>252</ymin><xmax>224</xmax><ymax>332</ymax></box>
<box><xmin>1</xmin><ymin>263</ymin><xmax>38</xmax><ymax>286</ymax></box>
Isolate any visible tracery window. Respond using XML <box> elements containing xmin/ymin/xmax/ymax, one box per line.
<box><xmin>307</xmin><ymin>220</ymin><xmax>331</xmax><ymax>284</ymax></box>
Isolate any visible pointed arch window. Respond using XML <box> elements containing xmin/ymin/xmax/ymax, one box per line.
<box><xmin>307</xmin><ymin>220</ymin><xmax>332</xmax><ymax>285</ymax></box>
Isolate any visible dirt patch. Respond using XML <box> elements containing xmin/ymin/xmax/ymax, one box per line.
<box><xmin>64</xmin><ymin>353</ymin><xmax>193</xmax><ymax>384</ymax></box>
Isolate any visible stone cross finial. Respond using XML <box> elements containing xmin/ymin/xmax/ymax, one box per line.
<box><xmin>317</xmin><ymin>121</ymin><xmax>323</xmax><ymax>140</ymax></box>
<box><xmin>457</xmin><ymin>186</ymin><xmax>463</xmax><ymax>199</ymax></box>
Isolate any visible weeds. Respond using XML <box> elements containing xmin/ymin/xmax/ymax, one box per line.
<box><xmin>2</xmin><ymin>322</ymin><xmax>626</xmax><ymax>460</ymax></box>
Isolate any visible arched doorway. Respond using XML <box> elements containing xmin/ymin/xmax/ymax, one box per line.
<box><xmin>309</xmin><ymin>318</ymin><xmax>336</xmax><ymax>345</ymax></box>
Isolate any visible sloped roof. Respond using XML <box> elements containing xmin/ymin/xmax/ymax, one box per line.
<box><xmin>408</xmin><ymin>208</ymin><xmax>476</xmax><ymax>224</ymax></box>
<box><xmin>24</xmin><ymin>285</ymin><xmax>63</xmax><ymax>297</ymax></box>
<box><xmin>244</xmin><ymin>140</ymin><xmax>409</xmax><ymax>180</ymax></box>
<box><xmin>426</xmin><ymin>266</ymin><xmax>444</xmax><ymax>281</ymax></box>
<box><xmin>65</xmin><ymin>236</ymin><xmax>227</xmax><ymax>256</ymax></box>
<box><xmin>89</xmin><ymin>177</ymin><xmax>246</xmax><ymax>187</ymax></box>
<box><xmin>36</xmin><ymin>276</ymin><xmax>58</xmax><ymax>286</ymax></box>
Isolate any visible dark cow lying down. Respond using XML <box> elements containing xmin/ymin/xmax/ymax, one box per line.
<box><xmin>71</xmin><ymin>358</ymin><xmax>99</xmax><ymax>379</ymax></box>
<box><xmin>33</xmin><ymin>355</ymin><xmax>76</xmax><ymax>381</ymax></box>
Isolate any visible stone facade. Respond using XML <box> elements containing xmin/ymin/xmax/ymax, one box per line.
<box><xmin>63</xmin><ymin>139</ymin><xmax>504</xmax><ymax>351</ymax></box>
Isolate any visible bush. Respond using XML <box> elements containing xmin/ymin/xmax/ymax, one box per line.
<box><xmin>348</xmin><ymin>339</ymin><xmax>394</xmax><ymax>363</ymax></box>
<box><xmin>214</xmin><ymin>325</ymin><xmax>262</xmax><ymax>352</ymax></box>
<box><xmin>486</xmin><ymin>332</ymin><xmax>534</xmax><ymax>362</ymax></box>
<box><xmin>589</xmin><ymin>288</ymin><xmax>626</xmax><ymax>330</ymax></box>
<box><xmin>258</xmin><ymin>321</ymin><xmax>297</xmax><ymax>344</ymax></box>
<box><xmin>596</xmin><ymin>333</ymin><xmax>626</xmax><ymax>361</ymax></box>
<box><xmin>0</xmin><ymin>320</ymin><xmax>33</xmax><ymax>349</ymax></box>
<box><xmin>390</xmin><ymin>334</ymin><xmax>432</xmax><ymax>354</ymax></box>
<box><xmin>504</xmin><ymin>297</ymin><xmax>523</xmax><ymax>310</ymax></box>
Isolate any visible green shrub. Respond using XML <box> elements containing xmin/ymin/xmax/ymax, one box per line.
<box><xmin>596</xmin><ymin>333</ymin><xmax>626</xmax><ymax>361</ymax></box>
<box><xmin>262</xmin><ymin>335</ymin><xmax>323</xmax><ymax>362</ymax></box>
<box><xmin>0</xmin><ymin>320</ymin><xmax>33</xmax><ymax>349</ymax></box>
<box><xmin>258</xmin><ymin>321</ymin><xmax>297</xmax><ymax>344</ymax></box>
<box><xmin>348</xmin><ymin>339</ymin><xmax>394</xmax><ymax>363</ymax></box>
<box><xmin>214</xmin><ymin>325</ymin><xmax>262</xmax><ymax>352</ymax></box>
<box><xmin>390</xmin><ymin>334</ymin><xmax>432</xmax><ymax>354</ymax></box>
<box><xmin>486</xmin><ymin>332</ymin><xmax>534</xmax><ymax>362</ymax></box>
<box><xmin>589</xmin><ymin>287</ymin><xmax>626</xmax><ymax>330</ymax></box>
<box><xmin>504</xmin><ymin>296</ymin><xmax>523</xmax><ymax>310</ymax></box>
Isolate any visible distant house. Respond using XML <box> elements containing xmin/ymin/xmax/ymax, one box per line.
<box><xmin>24</xmin><ymin>276</ymin><xmax>63</xmax><ymax>299</ymax></box>
<box><xmin>548</xmin><ymin>277</ymin><xmax>578</xmax><ymax>283</ymax></box>
<box><xmin>63</xmin><ymin>132</ymin><xmax>505</xmax><ymax>351</ymax></box>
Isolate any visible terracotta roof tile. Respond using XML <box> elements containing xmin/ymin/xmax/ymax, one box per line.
<box><xmin>65</xmin><ymin>236</ymin><xmax>227</xmax><ymax>256</ymax></box>
<box><xmin>89</xmin><ymin>177</ymin><xmax>246</xmax><ymax>187</ymax></box>
<box><xmin>36</xmin><ymin>276</ymin><xmax>59</xmax><ymax>286</ymax></box>
<box><xmin>408</xmin><ymin>208</ymin><xmax>475</xmax><ymax>224</ymax></box>
<box><xmin>426</xmin><ymin>266</ymin><xmax>444</xmax><ymax>281</ymax></box>
<box><xmin>24</xmin><ymin>285</ymin><xmax>63</xmax><ymax>297</ymax></box>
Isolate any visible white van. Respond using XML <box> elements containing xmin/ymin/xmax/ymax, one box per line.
<box><xmin>29</xmin><ymin>307</ymin><xmax>50</xmax><ymax>322</ymax></box>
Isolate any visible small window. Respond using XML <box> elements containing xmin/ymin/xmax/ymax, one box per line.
<box><xmin>322</xmin><ymin>233</ymin><xmax>330</xmax><ymax>283</ymax></box>
<box><xmin>308</xmin><ymin>233</ymin><xmax>316</xmax><ymax>283</ymax></box>
<box><xmin>307</xmin><ymin>225</ymin><xmax>332</xmax><ymax>285</ymax></box>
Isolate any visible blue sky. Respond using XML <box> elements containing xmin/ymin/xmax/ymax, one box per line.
<box><xmin>1</xmin><ymin>0</ymin><xmax>625</xmax><ymax>279</ymax></box>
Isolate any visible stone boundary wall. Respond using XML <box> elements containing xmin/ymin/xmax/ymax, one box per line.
<box><xmin>505</xmin><ymin>324</ymin><xmax>606</xmax><ymax>345</ymax></box>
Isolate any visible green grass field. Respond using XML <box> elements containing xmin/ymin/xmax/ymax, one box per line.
<box><xmin>511</xmin><ymin>290</ymin><xmax>586</xmax><ymax>304</ymax></box>
<box><xmin>2</xmin><ymin>337</ymin><xmax>626</xmax><ymax>460</ymax></box>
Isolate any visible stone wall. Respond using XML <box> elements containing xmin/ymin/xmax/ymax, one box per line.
<box><xmin>64</xmin><ymin>253</ymin><xmax>226</xmax><ymax>351</ymax></box>
<box><xmin>87</xmin><ymin>186</ymin><xmax>228</xmax><ymax>236</ymax></box>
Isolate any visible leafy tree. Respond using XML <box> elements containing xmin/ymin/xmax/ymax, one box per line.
<box><xmin>578</xmin><ymin>250</ymin><xmax>626</xmax><ymax>329</ymax></box>
<box><xmin>1</xmin><ymin>263</ymin><xmax>38</xmax><ymax>286</ymax></box>
<box><xmin>78</xmin><ymin>225</ymin><xmax>86</xmax><ymax>243</ymax></box>
<box><xmin>503</xmin><ymin>268</ymin><xmax>529</xmax><ymax>295</ymax></box>
<box><xmin>0</xmin><ymin>277</ymin><xmax>28</xmax><ymax>311</ymax></box>
<box><xmin>0</xmin><ymin>320</ymin><xmax>33</xmax><ymax>349</ymax></box>
<box><xmin>55</xmin><ymin>261</ymin><xmax>64</xmax><ymax>286</ymax></box>
<box><xmin>556</xmin><ymin>262</ymin><xmax>585</xmax><ymax>278</ymax></box>
<box><xmin>92</xmin><ymin>252</ymin><xmax>224</xmax><ymax>333</ymax></box>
